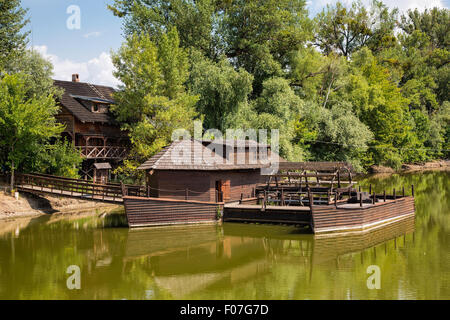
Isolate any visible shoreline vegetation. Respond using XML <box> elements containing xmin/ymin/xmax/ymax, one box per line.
<box><xmin>1</xmin><ymin>160</ymin><xmax>448</xmax><ymax>221</ymax></box>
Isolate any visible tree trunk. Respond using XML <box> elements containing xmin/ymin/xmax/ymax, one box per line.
<box><xmin>10</xmin><ymin>160</ymin><xmax>15</xmax><ymax>191</ymax></box>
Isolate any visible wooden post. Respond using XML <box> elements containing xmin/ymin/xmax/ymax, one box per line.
<box><xmin>393</xmin><ymin>188</ymin><xmax>396</xmax><ymax>200</ymax></box>
<box><xmin>337</xmin><ymin>171</ymin><xmax>341</xmax><ymax>188</ymax></box>
<box><xmin>308</xmin><ymin>188</ymin><xmax>314</xmax><ymax>214</ymax></box>
<box><xmin>383</xmin><ymin>190</ymin><xmax>386</xmax><ymax>202</ymax></box>
<box><xmin>121</xmin><ymin>182</ymin><xmax>126</xmax><ymax>196</ymax></box>
<box><xmin>402</xmin><ymin>186</ymin><xmax>405</xmax><ymax>197</ymax></box>
<box><xmin>411</xmin><ymin>184</ymin><xmax>414</xmax><ymax>197</ymax></box>
<box><xmin>147</xmin><ymin>186</ymin><xmax>150</xmax><ymax>198</ymax></box>
<box><xmin>369</xmin><ymin>184</ymin><xmax>372</xmax><ymax>195</ymax></box>
<box><xmin>281</xmin><ymin>188</ymin><xmax>284</xmax><ymax>206</ymax></box>
<box><xmin>262</xmin><ymin>190</ymin><xmax>267</xmax><ymax>211</ymax></box>
<box><xmin>360</xmin><ymin>192</ymin><xmax>363</xmax><ymax>207</ymax></box>
<box><xmin>327</xmin><ymin>189</ymin><xmax>330</xmax><ymax>204</ymax></box>
<box><xmin>334</xmin><ymin>191</ymin><xmax>338</xmax><ymax>208</ymax></box>
<box><xmin>372</xmin><ymin>193</ymin><xmax>376</xmax><ymax>204</ymax></box>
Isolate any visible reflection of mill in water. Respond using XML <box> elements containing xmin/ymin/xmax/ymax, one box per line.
<box><xmin>124</xmin><ymin>217</ymin><xmax>415</xmax><ymax>298</ymax></box>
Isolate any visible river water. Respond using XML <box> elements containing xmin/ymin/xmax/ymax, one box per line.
<box><xmin>0</xmin><ymin>171</ymin><xmax>448</xmax><ymax>299</ymax></box>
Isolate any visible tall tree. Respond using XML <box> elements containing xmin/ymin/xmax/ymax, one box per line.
<box><xmin>188</xmin><ymin>50</ymin><xmax>253</xmax><ymax>131</ymax></box>
<box><xmin>220</xmin><ymin>0</ymin><xmax>312</xmax><ymax>95</ymax></box>
<box><xmin>0</xmin><ymin>73</ymin><xmax>63</xmax><ymax>189</ymax></box>
<box><xmin>0</xmin><ymin>0</ymin><xmax>29</xmax><ymax>69</ymax></box>
<box><xmin>109</xmin><ymin>0</ymin><xmax>219</xmax><ymax>59</ymax></box>
<box><xmin>399</xmin><ymin>8</ymin><xmax>449</xmax><ymax>50</ymax></box>
<box><xmin>111</xmin><ymin>29</ymin><xmax>198</xmax><ymax>179</ymax></box>
<box><xmin>314</xmin><ymin>0</ymin><xmax>398</xmax><ymax>57</ymax></box>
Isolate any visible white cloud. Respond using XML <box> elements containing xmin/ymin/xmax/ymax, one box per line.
<box><xmin>34</xmin><ymin>45</ymin><xmax>121</xmax><ymax>88</ymax></box>
<box><xmin>308</xmin><ymin>0</ymin><xmax>446</xmax><ymax>14</ymax></box>
<box><xmin>83</xmin><ymin>31</ymin><xmax>102</xmax><ymax>39</ymax></box>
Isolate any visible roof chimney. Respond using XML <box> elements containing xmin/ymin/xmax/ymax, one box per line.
<box><xmin>72</xmin><ymin>74</ymin><xmax>80</xmax><ymax>82</ymax></box>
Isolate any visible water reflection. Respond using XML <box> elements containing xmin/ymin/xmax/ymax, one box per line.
<box><xmin>0</xmin><ymin>171</ymin><xmax>448</xmax><ymax>299</ymax></box>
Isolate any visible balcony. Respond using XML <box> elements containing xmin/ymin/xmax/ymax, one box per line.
<box><xmin>77</xmin><ymin>146</ymin><xmax>127</xmax><ymax>159</ymax></box>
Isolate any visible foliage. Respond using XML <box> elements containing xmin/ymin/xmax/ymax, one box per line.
<box><xmin>0</xmin><ymin>73</ymin><xmax>63</xmax><ymax>187</ymax></box>
<box><xmin>314</xmin><ymin>0</ymin><xmax>398</xmax><ymax>57</ymax></box>
<box><xmin>188</xmin><ymin>50</ymin><xmax>253</xmax><ymax>131</ymax></box>
<box><xmin>0</xmin><ymin>0</ymin><xmax>29</xmax><ymax>70</ymax></box>
<box><xmin>4</xmin><ymin>49</ymin><xmax>63</xmax><ymax>99</ymax></box>
<box><xmin>32</xmin><ymin>138</ymin><xmax>83</xmax><ymax>178</ymax></box>
<box><xmin>111</xmin><ymin>28</ymin><xmax>199</xmax><ymax>180</ymax></box>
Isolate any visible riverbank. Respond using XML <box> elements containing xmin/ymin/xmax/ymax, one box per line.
<box><xmin>369</xmin><ymin>160</ymin><xmax>450</xmax><ymax>174</ymax></box>
<box><xmin>0</xmin><ymin>188</ymin><xmax>122</xmax><ymax>220</ymax></box>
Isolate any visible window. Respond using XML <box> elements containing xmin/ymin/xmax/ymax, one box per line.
<box><xmin>92</xmin><ymin>104</ymin><xmax>99</xmax><ymax>112</ymax></box>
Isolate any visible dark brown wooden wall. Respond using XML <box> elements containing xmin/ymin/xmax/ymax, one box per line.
<box><xmin>149</xmin><ymin>170</ymin><xmax>266</xmax><ymax>202</ymax></box>
<box><xmin>312</xmin><ymin>197</ymin><xmax>415</xmax><ymax>233</ymax></box>
<box><xmin>124</xmin><ymin>196</ymin><xmax>222</xmax><ymax>227</ymax></box>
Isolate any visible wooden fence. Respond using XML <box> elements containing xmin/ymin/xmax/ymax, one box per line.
<box><xmin>15</xmin><ymin>173</ymin><xmax>146</xmax><ymax>202</ymax></box>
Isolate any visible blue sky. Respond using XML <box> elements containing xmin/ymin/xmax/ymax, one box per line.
<box><xmin>21</xmin><ymin>0</ymin><xmax>449</xmax><ymax>87</ymax></box>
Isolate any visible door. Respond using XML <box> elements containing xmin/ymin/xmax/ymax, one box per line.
<box><xmin>222</xmin><ymin>180</ymin><xmax>231</xmax><ymax>202</ymax></box>
<box><xmin>215</xmin><ymin>180</ymin><xmax>230</xmax><ymax>202</ymax></box>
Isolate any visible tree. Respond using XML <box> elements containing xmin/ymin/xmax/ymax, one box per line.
<box><xmin>111</xmin><ymin>29</ymin><xmax>198</xmax><ymax>179</ymax></box>
<box><xmin>188</xmin><ymin>50</ymin><xmax>253</xmax><ymax>131</ymax></box>
<box><xmin>220</xmin><ymin>0</ymin><xmax>312</xmax><ymax>95</ymax></box>
<box><xmin>314</xmin><ymin>0</ymin><xmax>398</xmax><ymax>57</ymax></box>
<box><xmin>0</xmin><ymin>73</ymin><xmax>63</xmax><ymax>189</ymax></box>
<box><xmin>109</xmin><ymin>0</ymin><xmax>219</xmax><ymax>59</ymax></box>
<box><xmin>399</xmin><ymin>8</ymin><xmax>449</xmax><ymax>50</ymax></box>
<box><xmin>32</xmin><ymin>139</ymin><xmax>83</xmax><ymax>178</ymax></box>
<box><xmin>0</xmin><ymin>0</ymin><xmax>29</xmax><ymax>69</ymax></box>
<box><xmin>297</xmin><ymin>101</ymin><xmax>373</xmax><ymax>170</ymax></box>
<box><xmin>4</xmin><ymin>49</ymin><xmax>62</xmax><ymax>99</ymax></box>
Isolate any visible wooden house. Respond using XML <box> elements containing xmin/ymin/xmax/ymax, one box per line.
<box><xmin>138</xmin><ymin>139</ymin><xmax>284</xmax><ymax>203</ymax></box>
<box><xmin>53</xmin><ymin>74</ymin><xmax>128</xmax><ymax>179</ymax></box>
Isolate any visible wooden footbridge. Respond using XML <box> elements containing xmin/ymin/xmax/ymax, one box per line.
<box><xmin>15</xmin><ymin>173</ymin><xmax>145</xmax><ymax>204</ymax></box>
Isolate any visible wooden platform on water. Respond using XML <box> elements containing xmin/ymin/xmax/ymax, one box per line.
<box><xmin>223</xmin><ymin>197</ymin><xmax>415</xmax><ymax>235</ymax></box>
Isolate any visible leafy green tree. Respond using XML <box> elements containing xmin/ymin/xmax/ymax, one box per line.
<box><xmin>297</xmin><ymin>101</ymin><xmax>373</xmax><ymax>170</ymax></box>
<box><xmin>109</xmin><ymin>0</ymin><xmax>219</xmax><ymax>59</ymax></box>
<box><xmin>0</xmin><ymin>0</ymin><xmax>29</xmax><ymax>69</ymax></box>
<box><xmin>226</xmin><ymin>77</ymin><xmax>305</xmax><ymax>161</ymax></box>
<box><xmin>220</xmin><ymin>0</ymin><xmax>312</xmax><ymax>94</ymax></box>
<box><xmin>32</xmin><ymin>138</ymin><xmax>83</xmax><ymax>178</ymax></box>
<box><xmin>5</xmin><ymin>49</ymin><xmax>63</xmax><ymax>99</ymax></box>
<box><xmin>344</xmin><ymin>48</ymin><xmax>413</xmax><ymax>168</ymax></box>
<box><xmin>0</xmin><ymin>73</ymin><xmax>63</xmax><ymax>189</ymax></box>
<box><xmin>399</xmin><ymin>8</ymin><xmax>449</xmax><ymax>50</ymax></box>
<box><xmin>188</xmin><ymin>50</ymin><xmax>253</xmax><ymax>131</ymax></box>
<box><xmin>111</xmin><ymin>29</ymin><xmax>198</xmax><ymax>179</ymax></box>
<box><xmin>314</xmin><ymin>0</ymin><xmax>398</xmax><ymax>57</ymax></box>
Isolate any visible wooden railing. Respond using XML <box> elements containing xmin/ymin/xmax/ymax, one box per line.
<box><xmin>77</xmin><ymin>146</ymin><xmax>127</xmax><ymax>159</ymax></box>
<box><xmin>15</xmin><ymin>173</ymin><xmax>146</xmax><ymax>202</ymax></box>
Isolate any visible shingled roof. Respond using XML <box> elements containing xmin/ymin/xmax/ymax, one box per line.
<box><xmin>53</xmin><ymin>80</ymin><xmax>116</xmax><ymax>124</ymax></box>
<box><xmin>138</xmin><ymin>139</ymin><xmax>284</xmax><ymax>171</ymax></box>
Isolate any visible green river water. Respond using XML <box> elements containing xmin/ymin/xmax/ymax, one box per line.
<box><xmin>0</xmin><ymin>171</ymin><xmax>448</xmax><ymax>299</ymax></box>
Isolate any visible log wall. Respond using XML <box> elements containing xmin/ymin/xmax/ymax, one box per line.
<box><xmin>124</xmin><ymin>196</ymin><xmax>223</xmax><ymax>227</ymax></box>
<box><xmin>312</xmin><ymin>197</ymin><xmax>415</xmax><ymax>234</ymax></box>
